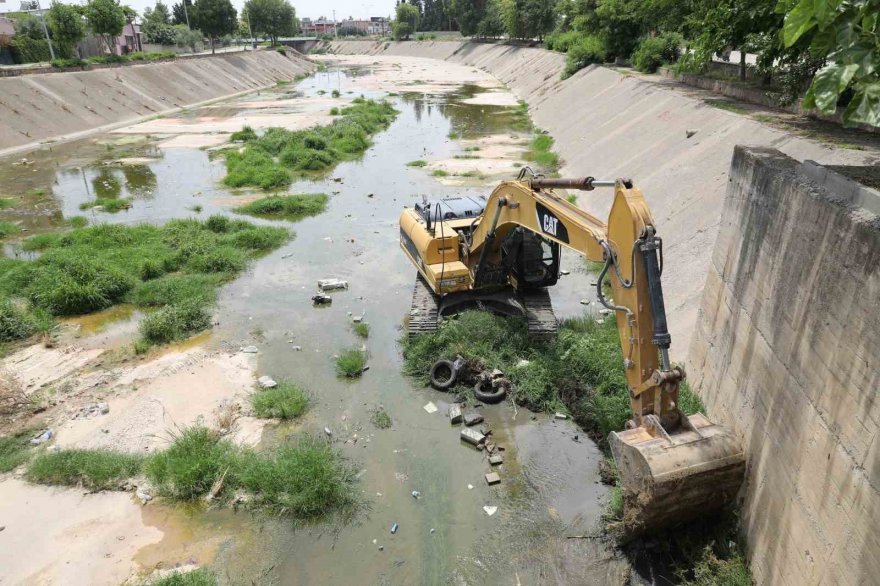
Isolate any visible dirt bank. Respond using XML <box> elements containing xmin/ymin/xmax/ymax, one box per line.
<box><xmin>0</xmin><ymin>51</ymin><xmax>314</xmax><ymax>157</ymax></box>
<box><xmin>326</xmin><ymin>40</ymin><xmax>880</xmax><ymax>361</ymax></box>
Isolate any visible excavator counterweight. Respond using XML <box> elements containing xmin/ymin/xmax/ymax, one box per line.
<box><xmin>399</xmin><ymin>172</ymin><xmax>745</xmax><ymax>534</ymax></box>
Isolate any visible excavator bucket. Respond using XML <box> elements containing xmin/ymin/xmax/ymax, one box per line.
<box><xmin>609</xmin><ymin>413</ymin><xmax>745</xmax><ymax>536</ymax></box>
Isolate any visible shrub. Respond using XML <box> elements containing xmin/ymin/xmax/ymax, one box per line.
<box><xmin>235</xmin><ymin>194</ymin><xmax>328</xmax><ymax>221</ymax></box>
<box><xmin>336</xmin><ymin>348</ymin><xmax>366</xmax><ymax>377</ymax></box>
<box><xmin>26</xmin><ymin>449</ymin><xmax>144</xmax><ymax>490</ymax></box>
<box><xmin>230</xmin><ymin>126</ymin><xmax>257</xmax><ymax>142</ymax></box>
<box><xmin>544</xmin><ymin>30</ymin><xmax>581</xmax><ymax>53</ymax></box>
<box><xmin>238</xmin><ymin>435</ymin><xmax>357</xmax><ymax>517</ymax></box>
<box><xmin>432</xmin><ymin>169</ymin><xmax>449</xmax><ymax>177</ymax></box>
<box><xmin>526</xmin><ymin>134</ymin><xmax>560</xmax><ymax>170</ymax></box>
<box><xmin>251</xmin><ymin>381</ymin><xmax>309</xmax><ymax>419</ymax></box>
<box><xmin>86</xmin><ymin>54</ymin><xmax>127</xmax><ymax>65</ymax></box>
<box><xmin>145</xmin><ymin>426</ymin><xmax>239</xmax><ymax>500</ymax></box>
<box><xmin>0</xmin><ymin>299</ymin><xmax>49</xmax><ymax>342</ymax></box>
<box><xmin>331</xmin><ymin>89</ymin><xmax>340</xmax><ymax>98</ymax></box>
<box><xmin>50</xmin><ymin>57</ymin><xmax>87</xmax><ymax>69</ymax></box>
<box><xmin>276</xmin><ymin>46</ymin><xmax>287</xmax><ymax>55</ymax></box>
<box><xmin>564</xmin><ymin>34</ymin><xmax>607</xmax><ymax>78</ymax></box>
<box><xmin>353</xmin><ymin>322</ymin><xmax>369</xmax><ymax>338</ymax></box>
<box><xmin>329</xmin><ymin>107</ymin><xmax>340</xmax><ymax>115</ymax></box>
<box><xmin>138</xmin><ymin>299</ymin><xmax>212</xmax><ymax>346</ymax></box>
<box><xmin>632</xmin><ymin>33</ymin><xmax>684</xmax><ymax>73</ymax></box>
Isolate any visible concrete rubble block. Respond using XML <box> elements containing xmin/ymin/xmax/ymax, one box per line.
<box><xmin>312</xmin><ymin>293</ymin><xmax>332</xmax><ymax>305</ymax></box>
<box><xmin>448</xmin><ymin>403</ymin><xmax>462</xmax><ymax>424</ymax></box>
<box><xmin>317</xmin><ymin>278</ymin><xmax>348</xmax><ymax>292</ymax></box>
<box><xmin>461</xmin><ymin>427</ymin><xmax>486</xmax><ymax>446</ymax></box>
<box><xmin>485</xmin><ymin>472</ymin><xmax>501</xmax><ymax>485</ymax></box>
<box><xmin>554</xmin><ymin>412</ymin><xmax>568</xmax><ymax>420</ymax></box>
<box><xmin>258</xmin><ymin>376</ymin><xmax>277</xmax><ymax>389</ymax></box>
<box><xmin>463</xmin><ymin>413</ymin><xmax>483</xmax><ymax>426</ymax></box>
<box><xmin>489</xmin><ymin>454</ymin><xmax>503</xmax><ymax>466</ymax></box>
<box><xmin>97</xmin><ymin>402</ymin><xmax>110</xmax><ymax>414</ymax></box>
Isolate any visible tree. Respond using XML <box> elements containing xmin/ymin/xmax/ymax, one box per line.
<box><xmin>86</xmin><ymin>0</ymin><xmax>127</xmax><ymax>53</ymax></box>
<box><xmin>172</xmin><ymin>0</ymin><xmax>195</xmax><ymax>26</ymax></box>
<box><xmin>243</xmin><ymin>0</ymin><xmax>296</xmax><ymax>46</ymax></box>
<box><xmin>477</xmin><ymin>0</ymin><xmax>503</xmax><ymax>37</ymax></box>
<box><xmin>173</xmin><ymin>23</ymin><xmax>203</xmax><ymax>51</ymax></box>
<box><xmin>47</xmin><ymin>1</ymin><xmax>85</xmax><ymax>57</ymax></box>
<box><xmin>193</xmin><ymin>0</ymin><xmax>236</xmax><ymax>53</ymax></box>
<box><xmin>143</xmin><ymin>0</ymin><xmax>176</xmax><ymax>44</ymax></box>
<box><xmin>783</xmin><ymin>0</ymin><xmax>880</xmax><ymax>127</ymax></box>
<box><xmin>393</xmin><ymin>1</ymin><xmax>420</xmax><ymax>40</ymax></box>
<box><xmin>450</xmin><ymin>0</ymin><xmax>488</xmax><ymax>36</ymax></box>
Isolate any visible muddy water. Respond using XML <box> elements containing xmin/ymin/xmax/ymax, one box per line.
<box><xmin>0</xmin><ymin>57</ymin><xmax>622</xmax><ymax>584</ymax></box>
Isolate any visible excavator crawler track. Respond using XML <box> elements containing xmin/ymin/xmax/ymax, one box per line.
<box><xmin>521</xmin><ymin>288</ymin><xmax>558</xmax><ymax>341</ymax></box>
<box><xmin>408</xmin><ymin>273</ymin><xmax>440</xmax><ymax>338</ymax></box>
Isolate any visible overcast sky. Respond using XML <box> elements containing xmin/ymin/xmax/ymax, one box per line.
<box><xmin>0</xmin><ymin>0</ymin><xmax>397</xmax><ymax>24</ymax></box>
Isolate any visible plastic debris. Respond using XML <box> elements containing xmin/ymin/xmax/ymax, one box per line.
<box><xmin>312</xmin><ymin>293</ymin><xmax>332</xmax><ymax>305</ymax></box>
<box><xmin>30</xmin><ymin>429</ymin><xmax>53</xmax><ymax>445</ymax></box>
<box><xmin>554</xmin><ymin>412</ymin><xmax>568</xmax><ymax>420</ymax></box>
<box><xmin>324</xmin><ymin>427</ymin><xmax>333</xmax><ymax>436</ymax></box>
<box><xmin>411</xmin><ymin>490</ymin><xmax>421</xmax><ymax>499</ymax></box>
<box><xmin>423</xmin><ymin>402</ymin><xmax>438</xmax><ymax>414</ymax></box>
<box><xmin>483</xmin><ymin>506</ymin><xmax>498</xmax><ymax>516</ymax></box>
<box><xmin>468</xmin><ymin>484</ymin><xmax>474</xmax><ymax>490</ymax></box>
<box><xmin>390</xmin><ymin>523</ymin><xmax>399</xmax><ymax>534</ymax></box>
<box><xmin>241</xmin><ymin>346</ymin><xmax>258</xmax><ymax>353</ymax></box>
<box><xmin>257</xmin><ymin>376</ymin><xmax>277</xmax><ymax>389</ymax></box>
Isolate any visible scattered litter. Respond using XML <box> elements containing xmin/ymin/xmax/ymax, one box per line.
<box><xmin>468</xmin><ymin>484</ymin><xmax>474</xmax><ymax>490</ymax></box>
<box><xmin>352</xmin><ymin>315</ymin><xmax>364</xmax><ymax>323</ymax></box>
<box><xmin>291</xmin><ymin>345</ymin><xmax>302</xmax><ymax>351</ymax></box>
<box><xmin>411</xmin><ymin>490</ymin><xmax>421</xmax><ymax>499</ymax></box>
<box><xmin>324</xmin><ymin>427</ymin><xmax>333</xmax><ymax>436</ymax></box>
<box><xmin>136</xmin><ymin>490</ymin><xmax>153</xmax><ymax>503</ymax></box>
<box><xmin>423</xmin><ymin>402</ymin><xmax>438</xmax><ymax>414</ymax></box>
<box><xmin>379</xmin><ymin>545</ymin><xmax>384</xmax><ymax>551</ymax></box>
<box><xmin>599</xmin><ymin>308</ymin><xmax>613</xmax><ymax>315</ymax></box>
<box><xmin>489</xmin><ymin>454</ymin><xmax>503</xmax><ymax>466</ymax></box>
<box><xmin>257</xmin><ymin>376</ymin><xmax>277</xmax><ymax>389</ymax></box>
<box><xmin>30</xmin><ymin>429</ymin><xmax>53</xmax><ymax>445</ymax></box>
<box><xmin>318</xmin><ymin>278</ymin><xmax>348</xmax><ymax>291</ymax></box>
<box><xmin>461</xmin><ymin>427</ymin><xmax>486</xmax><ymax>446</ymax></box>
<box><xmin>560</xmin><ymin>269</ymin><xmax>570</xmax><ymax>275</ymax></box>
<box><xmin>241</xmin><ymin>346</ymin><xmax>258</xmax><ymax>354</ymax></box>
<box><xmin>464</xmin><ymin>413</ymin><xmax>484</xmax><ymax>426</ymax></box>
<box><xmin>448</xmin><ymin>403</ymin><xmax>462</xmax><ymax>424</ymax></box>
<box><xmin>686</xmin><ymin>129</ymin><xmax>698</xmax><ymax>138</ymax></box>
<box><xmin>485</xmin><ymin>472</ymin><xmax>501</xmax><ymax>485</ymax></box>
<box><xmin>483</xmin><ymin>506</ymin><xmax>497</xmax><ymax>516</ymax></box>
<box><xmin>515</xmin><ymin>359</ymin><xmax>530</xmax><ymax>368</ymax></box>
<box><xmin>281</xmin><ymin>253</ymin><xmax>293</xmax><ymax>259</ymax></box>
<box><xmin>554</xmin><ymin>412</ymin><xmax>568</xmax><ymax>420</ymax></box>
<box><xmin>490</xmin><ymin>369</ymin><xmax>504</xmax><ymax>378</ymax></box>
<box><xmin>596</xmin><ymin>319</ymin><xmax>605</xmax><ymax>324</ymax></box>
<box><xmin>372</xmin><ymin>539</ymin><xmax>378</xmax><ymax>544</ymax></box>
<box><xmin>377</xmin><ymin>492</ymin><xmax>383</xmax><ymax>496</ymax></box>
<box><xmin>430</xmin><ymin>528</ymin><xmax>435</xmax><ymax>534</ymax></box>
<box><xmin>312</xmin><ymin>293</ymin><xmax>332</xmax><ymax>305</ymax></box>
<box><xmin>390</xmin><ymin>523</ymin><xmax>399</xmax><ymax>534</ymax></box>
<box><xmin>362</xmin><ymin>365</ymin><xmax>370</xmax><ymax>372</ymax></box>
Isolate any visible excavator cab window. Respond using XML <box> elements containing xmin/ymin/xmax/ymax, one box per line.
<box><xmin>501</xmin><ymin>228</ymin><xmax>560</xmax><ymax>290</ymax></box>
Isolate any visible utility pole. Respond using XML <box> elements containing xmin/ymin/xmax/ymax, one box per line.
<box><xmin>332</xmin><ymin>10</ymin><xmax>337</xmax><ymax>38</ymax></box>
<box><xmin>246</xmin><ymin>8</ymin><xmax>254</xmax><ymax>50</ymax></box>
<box><xmin>183</xmin><ymin>0</ymin><xmax>191</xmax><ymax>29</ymax></box>
<box><xmin>31</xmin><ymin>0</ymin><xmax>56</xmax><ymax>61</ymax></box>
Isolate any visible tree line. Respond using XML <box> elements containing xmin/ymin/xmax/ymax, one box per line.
<box><xmin>390</xmin><ymin>0</ymin><xmax>879</xmax><ymax>127</ymax></box>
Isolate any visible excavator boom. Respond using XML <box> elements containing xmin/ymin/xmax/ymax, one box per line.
<box><xmin>399</xmin><ymin>173</ymin><xmax>745</xmax><ymax>534</ymax></box>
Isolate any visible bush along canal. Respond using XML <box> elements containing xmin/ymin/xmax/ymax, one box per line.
<box><xmin>0</xmin><ymin>55</ymin><xmax>745</xmax><ymax>585</ymax></box>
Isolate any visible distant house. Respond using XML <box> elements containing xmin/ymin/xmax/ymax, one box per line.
<box><xmin>0</xmin><ymin>16</ymin><xmax>16</xmax><ymax>65</ymax></box>
<box><xmin>0</xmin><ymin>16</ymin><xmax>16</xmax><ymax>38</ymax></box>
<box><xmin>116</xmin><ymin>22</ymin><xmax>142</xmax><ymax>54</ymax></box>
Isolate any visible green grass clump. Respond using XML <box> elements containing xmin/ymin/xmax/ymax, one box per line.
<box><xmin>67</xmin><ymin>216</ymin><xmax>88</xmax><ymax>228</ymax></box>
<box><xmin>401</xmin><ymin>311</ymin><xmax>704</xmax><ymax>448</ymax></box>
<box><xmin>222</xmin><ymin>100</ymin><xmax>397</xmax><ymax>189</ymax></box>
<box><xmin>145</xmin><ymin>426</ymin><xmax>239</xmax><ymax>500</ymax></box>
<box><xmin>1</xmin><ymin>219</ymin><xmax>288</xmax><ymax>350</ymax></box>
<box><xmin>79</xmin><ymin>197</ymin><xmax>132</xmax><ymax>212</ymax></box>
<box><xmin>230</xmin><ymin>126</ymin><xmax>258</xmax><ymax>142</ymax></box>
<box><xmin>26</xmin><ymin>449</ymin><xmax>144</xmax><ymax>490</ymax></box>
<box><xmin>0</xmin><ymin>197</ymin><xmax>16</xmax><ymax>209</ymax></box>
<box><xmin>0</xmin><ymin>299</ymin><xmax>51</xmax><ymax>342</ymax></box>
<box><xmin>406</xmin><ymin>159</ymin><xmax>428</xmax><ymax>167</ymax></box>
<box><xmin>526</xmin><ymin>134</ymin><xmax>560</xmax><ymax>171</ymax></box>
<box><xmin>370</xmin><ymin>406</ymin><xmax>391</xmax><ymax>429</ymax></box>
<box><xmin>331</xmin><ymin>89</ymin><xmax>341</xmax><ymax>98</ymax></box>
<box><xmin>352</xmin><ymin>322</ymin><xmax>369</xmax><ymax>338</ymax></box>
<box><xmin>235</xmin><ymin>194</ymin><xmax>328</xmax><ymax>221</ymax></box>
<box><xmin>251</xmin><ymin>381</ymin><xmax>309</xmax><ymax>419</ymax></box>
<box><xmin>336</xmin><ymin>348</ymin><xmax>366</xmax><ymax>377</ymax></box>
<box><xmin>238</xmin><ymin>435</ymin><xmax>357</xmax><ymax>518</ymax></box>
<box><xmin>0</xmin><ymin>429</ymin><xmax>37</xmax><ymax>473</ymax></box>
<box><xmin>432</xmin><ymin>169</ymin><xmax>449</xmax><ymax>177</ymax></box>
<box><xmin>0</xmin><ymin>221</ymin><xmax>20</xmax><ymax>238</ymax></box>
<box><xmin>151</xmin><ymin>568</ymin><xmax>217</xmax><ymax>586</ymax></box>
<box><xmin>330</xmin><ymin>107</ymin><xmax>340</xmax><ymax>115</ymax></box>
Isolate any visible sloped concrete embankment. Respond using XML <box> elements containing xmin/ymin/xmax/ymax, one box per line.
<box><xmin>689</xmin><ymin>146</ymin><xmax>880</xmax><ymax>586</ymax></box>
<box><xmin>0</xmin><ymin>50</ymin><xmax>314</xmax><ymax>156</ymax></box>
<box><xmin>327</xmin><ymin>40</ymin><xmax>878</xmax><ymax>358</ymax></box>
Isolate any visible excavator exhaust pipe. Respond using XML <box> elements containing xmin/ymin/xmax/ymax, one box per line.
<box><xmin>609</xmin><ymin>412</ymin><xmax>745</xmax><ymax>536</ymax></box>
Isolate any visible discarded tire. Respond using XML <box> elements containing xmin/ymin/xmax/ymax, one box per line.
<box><xmin>430</xmin><ymin>359</ymin><xmax>457</xmax><ymax>390</ymax></box>
<box><xmin>474</xmin><ymin>379</ymin><xmax>506</xmax><ymax>404</ymax></box>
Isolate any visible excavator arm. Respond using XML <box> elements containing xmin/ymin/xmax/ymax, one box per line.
<box><xmin>463</xmin><ymin>175</ymin><xmax>745</xmax><ymax>535</ymax></box>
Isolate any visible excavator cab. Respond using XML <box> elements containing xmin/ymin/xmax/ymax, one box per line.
<box><xmin>500</xmin><ymin>227</ymin><xmax>560</xmax><ymax>290</ymax></box>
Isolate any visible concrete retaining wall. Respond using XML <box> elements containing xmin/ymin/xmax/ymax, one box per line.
<box><xmin>0</xmin><ymin>50</ymin><xmax>314</xmax><ymax>156</ymax></box>
<box><xmin>689</xmin><ymin>146</ymin><xmax>880</xmax><ymax>586</ymax></box>
<box><xmin>326</xmin><ymin>40</ymin><xmax>877</xmax><ymax>361</ymax></box>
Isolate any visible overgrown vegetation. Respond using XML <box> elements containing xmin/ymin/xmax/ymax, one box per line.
<box><xmin>0</xmin><ymin>429</ymin><xmax>37</xmax><ymax>473</ymax></box>
<box><xmin>79</xmin><ymin>196</ymin><xmax>132</xmax><ymax>212</ymax></box>
<box><xmin>406</xmin><ymin>159</ymin><xmax>428</xmax><ymax>167</ymax></box>
<box><xmin>0</xmin><ymin>219</ymin><xmax>289</xmax><ymax>350</ymax></box>
<box><xmin>352</xmin><ymin>322</ymin><xmax>369</xmax><ymax>338</ymax></box>
<box><xmin>525</xmin><ymin>134</ymin><xmax>560</xmax><ymax>171</ymax></box>
<box><xmin>370</xmin><ymin>406</ymin><xmax>392</xmax><ymax>429</ymax></box>
<box><xmin>235</xmin><ymin>194</ymin><xmax>328</xmax><ymax>221</ymax></box>
<box><xmin>26</xmin><ymin>449</ymin><xmax>145</xmax><ymax>490</ymax></box>
<box><xmin>0</xmin><ymin>221</ymin><xmax>21</xmax><ymax>239</ymax></box>
<box><xmin>401</xmin><ymin>311</ymin><xmax>702</xmax><ymax>446</ymax></box>
<box><xmin>222</xmin><ymin>99</ymin><xmax>397</xmax><ymax>189</ymax></box>
<box><xmin>146</xmin><ymin>426</ymin><xmax>238</xmax><ymax>500</ymax></box>
<box><xmin>150</xmin><ymin>568</ymin><xmax>217</xmax><ymax>586</ymax></box>
<box><xmin>336</xmin><ymin>348</ymin><xmax>367</xmax><ymax>378</ymax></box>
<box><xmin>251</xmin><ymin>381</ymin><xmax>309</xmax><ymax>419</ymax></box>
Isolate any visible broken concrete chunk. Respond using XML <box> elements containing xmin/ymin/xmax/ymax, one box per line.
<box><xmin>352</xmin><ymin>315</ymin><xmax>363</xmax><ymax>323</ymax></box>
<box><xmin>423</xmin><ymin>402</ymin><xmax>438</xmax><ymax>414</ymax></box>
<box><xmin>257</xmin><ymin>376</ymin><xmax>277</xmax><ymax>389</ymax></box>
<box><xmin>489</xmin><ymin>454</ymin><xmax>503</xmax><ymax>466</ymax></box>
<box><xmin>485</xmin><ymin>472</ymin><xmax>501</xmax><ymax>485</ymax></box>
<box><xmin>242</xmin><ymin>346</ymin><xmax>259</xmax><ymax>353</ymax></box>
<box><xmin>448</xmin><ymin>403</ymin><xmax>462</xmax><ymax>424</ymax></box>
<box><xmin>317</xmin><ymin>278</ymin><xmax>348</xmax><ymax>292</ymax></box>
<box><xmin>312</xmin><ymin>293</ymin><xmax>332</xmax><ymax>305</ymax></box>
<box><xmin>554</xmin><ymin>412</ymin><xmax>568</xmax><ymax>420</ymax></box>
<box><xmin>461</xmin><ymin>427</ymin><xmax>486</xmax><ymax>446</ymax></box>
<box><xmin>463</xmin><ymin>413</ymin><xmax>484</xmax><ymax>426</ymax></box>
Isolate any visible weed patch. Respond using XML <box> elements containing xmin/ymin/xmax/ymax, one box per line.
<box><xmin>223</xmin><ymin>100</ymin><xmax>397</xmax><ymax>189</ymax></box>
<box><xmin>79</xmin><ymin>197</ymin><xmax>133</xmax><ymax>212</ymax></box>
<box><xmin>352</xmin><ymin>322</ymin><xmax>369</xmax><ymax>338</ymax></box>
<box><xmin>0</xmin><ymin>221</ymin><xmax>20</xmax><ymax>238</ymax></box>
<box><xmin>251</xmin><ymin>381</ymin><xmax>309</xmax><ymax>419</ymax></box>
<box><xmin>432</xmin><ymin>169</ymin><xmax>449</xmax><ymax>177</ymax></box>
<box><xmin>230</xmin><ymin>126</ymin><xmax>257</xmax><ymax>142</ymax></box>
<box><xmin>336</xmin><ymin>348</ymin><xmax>366</xmax><ymax>377</ymax></box>
<box><xmin>370</xmin><ymin>406</ymin><xmax>392</xmax><ymax>429</ymax></box>
<box><xmin>406</xmin><ymin>159</ymin><xmax>428</xmax><ymax>167</ymax></box>
<box><xmin>145</xmin><ymin>426</ymin><xmax>239</xmax><ymax>500</ymax></box>
<box><xmin>526</xmin><ymin>134</ymin><xmax>560</xmax><ymax>172</ymax></box>
<box><xmin>235</xmin><ymin>194</ymin><xmax>328</xmax><ymax>221</ymax></box>
<box><xmin>27</xmin><ymin>449</ymin><xmax>144</xmax><ymax>490</ymax></box>
<box><xmin>150</xmin><ymin>568</ymin><xmax>217</xmax><ymax>586</ymax></box>
<box><xmin>0</xmin><ymin>428</ymin><xmax>37</xmax><ymax>473</ymax></box>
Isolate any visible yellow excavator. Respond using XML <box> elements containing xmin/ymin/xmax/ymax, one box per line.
<box><xmin>399</xmin><ymin>170</ymin><xmax>745</xmax><ymax>534</ymax></box>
